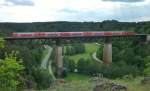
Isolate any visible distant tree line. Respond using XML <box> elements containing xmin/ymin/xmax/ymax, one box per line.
<box><xmin>0</xmin><ymin>20</ymin><xmax>150</xmax><ymax>36</ymax></box>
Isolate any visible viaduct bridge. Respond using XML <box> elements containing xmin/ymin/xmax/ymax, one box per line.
<box><xmin>4</xmin><ymin>31</ymin><xmax>150</xmax><ymax>76</ymax></box>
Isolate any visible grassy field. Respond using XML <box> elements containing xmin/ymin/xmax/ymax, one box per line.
<box><xmin>67</xmin><ymin>43</ymin><xmax>100</xmax><ymax>63</ymax></box>
<box><xmin>48</xmin><ymin>73</ymin><xmax>150</xmax><ymax>91</ymax></box>
<box><xmin>23</xmin><ymin>73</ymin><xmax>149</xmax><ymax>91</ymax></box>
<box><xmin>64</xmin><ymin>73</ymin><xmax>90</xmax><ymax>81</ymax></box>
<box><xmin>112</xmin><ymin>78</ymin><xmax>150</xmax><ymax>91</ymax></box>
<box><xmin>49</xmin><ymin>73</ymin><xmax>94</xmax><ymax>91</ymax></box>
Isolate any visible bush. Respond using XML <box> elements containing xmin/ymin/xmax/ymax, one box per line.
<box><xmin>0</xmin><ymin>52</ymin><xmax>24</xmax><ymax>91</ymax></box>
<box><xmin>144</xmin><ymin>63</ymin><xmax>150</xmax><ymax>76</ymax></box>
<box><xmin>63</xmin><ymin>56</ymin><xmax>76</xmax><ymax>72</ymax></box>
<box><xmin>144</xmin><ymin>56</ymin><xmax>150</xmax><ymax>76</ymax></box>
<box><xmin>33</xmin><ymin>68</ymin><xmax>53</xmax><ymax>90</ymax></box>
<box><xmin>0</xmin><ymin>38</ymin><xmax>4</xmax><ymax>49</ymax></box>
<box><xmin>77</xmin><ymin>58</ymin><xmax>101</xmax><ymax>75</ymax></box>
<box><xmin>77</xmin><ymin>58</ymin><xmax>140</xmax><ymax>78</ymax></box>
<box><xmin>99</xmin><ymin>64</ymin><xmax>140</xmax><ymax>78</ymax></box>
<box><xmin>96</xmin><ymin>46</ymin><xmax>103</xmax><ymax>60</ymax></box>
<box><xmin>65</xmin><ymin>44</ymin><xmax>85</xmax><ymax>55</ymax></box>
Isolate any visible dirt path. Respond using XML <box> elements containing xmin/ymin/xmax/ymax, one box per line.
<box><xmin>41</xmin><ymin>45</ymin><xmax>56</xmax><ymax>80</ymax></box>
<box><xmin>92</xmin><ymin>52</ymin><xmax>103</xmax><ymax>63</ymax></box>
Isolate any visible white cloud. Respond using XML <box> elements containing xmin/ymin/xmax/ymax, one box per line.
<box><xmin>133</xmin><ymin>16</ymin><xmax>150</xmax><ymax>22</ymax></box>
<box><xmin>0</xmin><ymin>0</ymin><xmax>150</xmax><ymax>22</ymax></box>
<box><xmin>0</xmin><ymin>0</ymin><xmax>5</xmax><ymax>4</ymax></box>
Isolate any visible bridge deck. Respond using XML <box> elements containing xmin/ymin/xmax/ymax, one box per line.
<box><xmin>4</xmin><ymin>34</ymin><xmax>147</xmax><ymax>45</ymax></box>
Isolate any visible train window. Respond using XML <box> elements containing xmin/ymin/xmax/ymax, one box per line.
<box><xmin>83</xmin><ymin>32</ymin><xmax>93</xmax><ymax>36</ymax></box>
<box><xmin>71</xmin><ymin>32</ymin><xmax>83</xmax><ymax>36</ymax></box>
<box><xmin>60</xmin><ymin>32</ymin><xmax>71</xmax><ymax>37</ymax></box>
<box><xmin>104</xmin><ymin>32</ymin><xmax>112</xmax><ymax>36</ymax></box>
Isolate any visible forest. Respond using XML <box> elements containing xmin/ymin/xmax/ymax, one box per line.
<box><xmin>0</xmin><ymin>20</ymin><xmax>150</xmax><ymax>90</ymax></box>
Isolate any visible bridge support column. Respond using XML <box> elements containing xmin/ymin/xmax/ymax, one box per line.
<box><xmin>103</xmin><ymin>43</ymin><xmax>112</xmax><ymax>65</ymax></box>
<box><xmin>55</xmin><ymin>46</ymin><xmax>63</xmax><ymax>77</ymax></box>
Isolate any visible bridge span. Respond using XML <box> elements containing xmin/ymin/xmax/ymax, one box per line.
<box><xmin>3</xmin><ymin>32</ymin><xmax>150</xmax><ymax>76</ymax></box>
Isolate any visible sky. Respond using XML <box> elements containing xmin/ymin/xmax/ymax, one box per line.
<box><xmin>0</xmin><ymin>0</ymin><xmax>150</xmax><ymax>22</ymax></box>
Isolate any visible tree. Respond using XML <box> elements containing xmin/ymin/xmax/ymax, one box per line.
<box><xmin>32</xmin><ymin>68</ymin><xmax>52</xmax><ymax>90</ymax></box>
<box><xmin>0</xmin><ymin>38</ymin><xmax>24</xmax><ymax>91</ymax></box>
<box><xmin>0</xmin><ymin>38</ymin><xmax>4</xmax><ymax>49</ymax></box>
<box><xmin>144</xmin><ymin>56</ymin><xmax>150</xmax><ymax>76</ymax></box>
<box><xmin>96</xmin><ymin>45</ymin><xmax>103</xmax><ymax>60</ymax></box>
<box><xmin>63</xmin><ymin>56</ymin><xmax>76</xmax><ymax>72</ymax></box>
<box><xmin>0</xmin><ymin>52</ymin><xmax>24</xmax><ymax>91</ymax></box>
<box><xmin>77</xmin><ymin>58</ymin><xmax>91</xmax><ymax>74</ymax></box>
<box><xmin>144</xmin><ymin>63</ymin><xmax>150</xmax><ymax>76</ymax></box>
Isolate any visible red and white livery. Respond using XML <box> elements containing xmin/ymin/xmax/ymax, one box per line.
<box><xmin>12</xmin><ymin>31</ymin><xmax>136</xmax><ymax>38</ymax></box>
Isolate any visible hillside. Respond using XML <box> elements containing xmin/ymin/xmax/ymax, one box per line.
<box><xmin>0</xmin><ymin>20</ymin><xmax>150</xmax><ymax>90</ymax></box>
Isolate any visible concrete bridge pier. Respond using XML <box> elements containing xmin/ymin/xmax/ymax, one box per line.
<box><xmin>55</xmin><ymin>46</ymin><xmax>63</xmax><ymax>77</ymax></box>
<box><xmin>147</xmin><ymin>35</ymin><xmax>150</xmax><ymax>42</ymax></box>
<box><xmin>103</xmin><ymin>43</ymin><xmax>112</xmax><ymax>65</ymax></box>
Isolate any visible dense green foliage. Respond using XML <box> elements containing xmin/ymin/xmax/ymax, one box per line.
<box><xmin>0</xmin><ymin>40</ymin><xmax>53</xmax><ymax>89</ymax></box>
<box><xmin>0</xmin><ymin>38</ymin><xmax>4</xmax><ymax>49</ymax></box>
<box><xmin>63</xmin><ymin>56</ymin><xmax>76</xmax><ymax>72</ymax></box>
<box><xmin>96</xmin><ymin>45</ymin><xmax>103</xmax><ymax>60</ymax></box>
<box><xmin>32</xmin><ymin>68</ymin><xmax>52</xmax><ymax>89</ymax></box>
<box><xmin>1</xmin><ymin>20</ymin><xmax>150</xmax><ymax>89</ymax></box>
<box><xmin>0</xmin><ymin>52</ymin><xmax>24</xmax><ymax>90</ymax></box>
<box><xmin>144</xmin><ymin>56</ymin><xmax>150</xmax><ymax>76</ymax></box>
<box><xmin>76</xmin><ymin>58</ymin><xmax>140</xmax><ymax>78</ymax></box>
<box><xmin>77</xmin><ymin>58</ymin><xmax>104</xmax><ymax>75</ymax></box>
<box><xmin>95</xmin><ymin>42</ymin><xmax>150</xmax><ymax>78</ymax></box>
<box><xmin>1</xmin><ymin>20</ymin><xmax>150</xmax><ymax>34</ymax></box>
<box><xmin>64</xmin><ymin>44</ymin><xmax>85</xmax><ymax>56</ymax></box>
<box><xmin>0</xmin><ymin>39</ymin><xmax>24</xmax><ymax>91</ymax></box>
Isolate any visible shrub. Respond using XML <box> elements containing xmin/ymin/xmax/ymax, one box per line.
<box><xmin>77</xmin><ymin>58</ymin><xmax>140</xmax><ymax>78</ymax></box>
<box><xmin>32</xmin><ymin>68</ymin><xmax>53</xmax><ymax>90</ymax></box>
<box><xmin>63</xmin><ymin>56</ymin><xmax>76</xmax><ymax>72</ymax></box>
<box><xmin>0</xmin><ymin>52</ymin><xmax>24</xmax><ymax>91</ymax></box>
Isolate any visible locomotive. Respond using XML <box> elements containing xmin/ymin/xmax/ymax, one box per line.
<box><xmin>12</xmin><ymin>31</ymin><xmax>136</xmax><ymax>38</ymax></box>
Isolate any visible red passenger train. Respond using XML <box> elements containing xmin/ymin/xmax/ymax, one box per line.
<box><xmin>12</xmin><ymin>31</ymin><xmax>136</xmax><ymax>38</ymax></box>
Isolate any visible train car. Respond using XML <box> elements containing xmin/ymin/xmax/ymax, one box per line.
<box><xmin>70</xmin><ymin>32</ymin><xmax>83</xmax><ymax>36</ymax></box>
<box><xmin>34</xmin><ymin>32</ymin><xmax>58</xmax><ymax>37</ymax></box>
<box><xmin>12</xmin><ymin>31</ymin><xmax>136</xmax><ymax>38</ymax></box>
<box><xmin>12</xmin><ymin>32</ymin><xmax>34</xmax><ymax>37</ymax></box>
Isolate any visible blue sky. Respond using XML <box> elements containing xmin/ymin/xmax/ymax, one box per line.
<box><xmin>0</xmin><ymin>0</ymin><xmax>150</xmax><ymax>22</ymax></box>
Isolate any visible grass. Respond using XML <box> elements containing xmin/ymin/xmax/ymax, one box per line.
<box><xmin>67</xmin><ymin>43</ymin><xmax>100</xmax><ymax>63</ymax></box>
<box><xmin>49</xmin><ymin>73</ymin><xmax>94</xmax><ymax>91</ymax></box>
<box><xmin>24</xmin><ymin>73</ymin><xmax>149</xmax><ymax>91</ymax></box>
<box><xmin>49</xmin><ymin>73</ymin><xmax>150</xmax><ymax>91</ymax></box>
<box><xmin>64</xmin><ymin>73</ymin><xmax>90</xmax><ymax>81</ymax></box>
<box><xmin>49</xmin><ymin>81</ymin><xmax>94</xmax><ymax>91</ymax></box>
<box><xmin>85</xmin><ymin>43</ymin><xmax>100</xmax><ymax>53</ymax></box>
<box><xmin>112</xmin><ymin>77</ymin><xmax>150</xmax><ymax>91</ymax></box>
